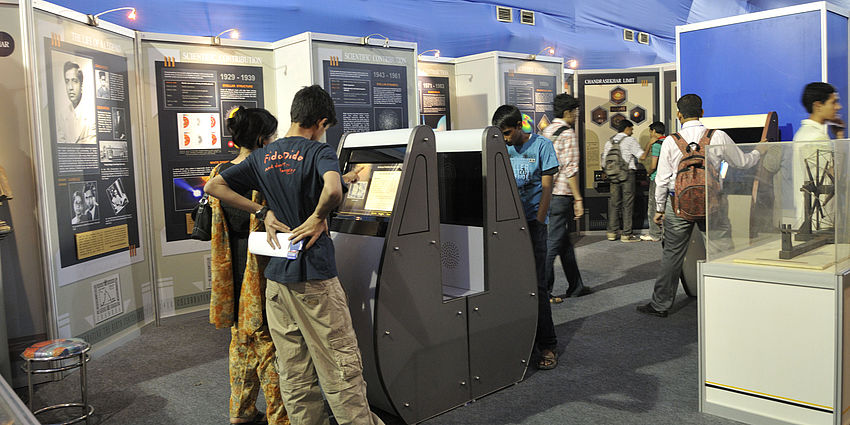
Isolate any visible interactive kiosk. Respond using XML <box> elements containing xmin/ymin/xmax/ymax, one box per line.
<box><xmin>331</xmin><ymin>126</ymin><xmax>537</xmax><ymax>423</ymax></box>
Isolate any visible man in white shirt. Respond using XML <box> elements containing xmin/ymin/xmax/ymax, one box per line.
<box><xmin>601</xmin><ymin>119</ymin><xmax>644</xmax><ymax>242</ymax></box>
<box><xmin>790</xmin><ymin>82</ymin><xmax>843</xmax><ymax>229</ymax></box>
<box><xmin>793</xmin><ymin>82</ymin><xmax>844</xmax><ymax>142</ymax></box>
<box><xmin>637</xmin><ymin>94</ymin><xmax>766</xmax><ymax>317</ymax></box>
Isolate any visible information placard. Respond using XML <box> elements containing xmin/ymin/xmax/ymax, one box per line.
<box><xmin>418</xmin><ymin>76</ymin><xmax>451</xmax><ymax>131</ymax></box>
<box><xmin>578</xmin><ymin>72</ymin><xmax>658</xmax><ymax>189</ymax></box>
<box><xmin>44</xmin><ymin>38</ymin><xmax>140</xmax><ymax>268</ymax></box>
<box><xmin>504</xmin><ymin>72</ymin><xmax>556</xmax><ymax>133</ymax></box>
<box><xmin>154</xmin><ymin>61</ymin><xmax>264</xmax><ymax>242</ymax></box>
<box><xmin>323</xmin><ymin>60</ymin><xmax>408</xmax><ymax>150</ymax></box>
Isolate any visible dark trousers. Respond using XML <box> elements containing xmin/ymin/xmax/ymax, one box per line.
<box><xmin>546</xmin><ymin>195</ymin><xmax>585</xmax><ymax>296</ymax></box>
<box><xmin>528</xmin><ymin>219</ymin><xmax>557</xmax><ymax>351</ymax></box>
<box><xmin>607</xmin><ymin>170</ymin><xmax>635</xmax><ymax>235</ymax></box>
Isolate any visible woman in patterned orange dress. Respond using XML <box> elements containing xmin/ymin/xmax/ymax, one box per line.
<box><xmin>208</xmin><ymin>107</ymin><xmax>288</xmax><ymax>425</ymax></box>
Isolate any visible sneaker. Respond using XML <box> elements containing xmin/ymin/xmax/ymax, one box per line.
<box><xmin>606</xmin><ymin>232</ymin><xmax>618</xmax><ymax>241</ymax></box>
<box><xmin>621</xmin><ymin>234</ymin><xmax>640</xmax><ymax>242</ymax></box>
<box><xmin>640</xmin><ymin>234</ymin><xmax>661</xmax><ymax>242</ymax></box>
<box><xmin>636</xmin><ymin>303</ymin><xmax>668</xmax><ymax>317</ymax></box>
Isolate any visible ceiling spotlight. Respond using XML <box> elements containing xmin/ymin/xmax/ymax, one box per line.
<box><xmin>567</xmin><ymin>59</ymin><xmax>579</xmax><ymax>69</ymax></box>
<box><xmin>86</xmin><ymin>7</ymin><xmax>137</xmax><ymax>27</ymax></box>
<box><xmin>419</xmin><ymin>49</ymin><xmax>440</xmax><ymax>58</ymax></box>
<box><xmin>212</xmin><ymin>28</ymin><xmax>240</xmax><ymax>46</ymax></box>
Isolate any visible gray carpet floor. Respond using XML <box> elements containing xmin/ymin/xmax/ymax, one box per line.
<box><xmin>24</xmin><ymin>232</ymin><xmax>741</xmax><ymax>425</ymax></box>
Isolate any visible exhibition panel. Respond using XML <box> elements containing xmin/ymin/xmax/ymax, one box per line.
<box><xmin>575</xmin><ymin>67</ymin><xmax>661</xmax><ymax>231</ymax></box>
<box><xmin>418</xmin><ymin>55</ymin><xmax>455</xmax><ymax>131</ymax></box>
<box><xmin>272</xmin><ymin>32</ymin><xmax>418</xmax><ymax>152</ymax></box>
<box><xmin>21</xmin><ymin>0</ymin><xmax>154</xmax><ymax>364</ymax></box>
<box><xmin>700</xmin><ymin>139</ymin><xmax>850</xmax><ymax>424</ymax></box>
<box><xmin>454</xmin><ymin>51</ymin><xmax>562</xmax><ymax>131</ymax></box>
<box><xmin>138</xmin><ymin>33</ymin><xmax>276</xmax><ymax>317</ymax></box>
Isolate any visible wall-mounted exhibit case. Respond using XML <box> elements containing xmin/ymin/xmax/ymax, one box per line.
<box><xmin>331</xmin><ymin>126</ymin><xmax>536</xmax><ymax>423</ymax></box>
<box><xmin>678</xmin><ymin>2</ymin><xmax>848</xmax><ymax>147</ymax></box>
<box><xmin>700</xmin><ymin>139</ymin><xmax>850</xmax><ymax>425</ymax></box>
<box><xmin>17</xmin><ymin>0</ymin><xmax>155</xmax><ymax>378</ymax></box>
<box><xmin>272</xmin><ymin>32</ymin><xmax>418</xmax><ymax>153</ymax></box>
<box><xmin>575</xmin><ymin>67</ymin><xmax>662</xmax><ymax>231</ymax></box>
<box><xmin>417</xmin><ymin>55</ymin><xmax>456</xmax><ymax>131</ymax></box>
<box><xmin>138</xmin><ymin>32</ymin><xmax>277</xmax><ymax>317</ymax></box>
<box><xmin>454</xmin><ymin>51</ymin><xmax>563</xmax><ymax>131</ymax></box>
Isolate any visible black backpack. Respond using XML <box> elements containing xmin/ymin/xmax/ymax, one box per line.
<box><xmin>604</xmin><ymin>135</ymin><xmax>630</xmax><ymax>183</ymax></box>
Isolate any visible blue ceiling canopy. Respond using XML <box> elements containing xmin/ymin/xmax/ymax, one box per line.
<box><xmin>52</xmin><ymin>0</ymin><xmax>850</xmax><ymax>69</ymax></box>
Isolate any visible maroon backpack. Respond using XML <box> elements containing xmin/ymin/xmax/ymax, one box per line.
<box><xmin>671</xmin><ymin>129</ymin><xmax>716</xmax><ymax>221</ymax></box>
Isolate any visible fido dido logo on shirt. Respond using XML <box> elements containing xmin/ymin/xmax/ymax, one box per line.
<box><xmin>264</xmin><ymin>150</ymin><xmax>304</xmax><ymax>175</ymax></box>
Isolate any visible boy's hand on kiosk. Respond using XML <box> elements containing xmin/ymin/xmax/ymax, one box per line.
<box><xmin>653</xmin><ymin>212</ymin><xmax>664</xmax><ymax>225</ymax></box>
<box><xmin>343</xmin><ymin>164</ymin><xmax>365</xmax><ymax>184</ymax></box>
<box><xmin>290</xmin><ymin>214</ymin><xmax>327</xmax><ymax>250</ymax></box>
<box><xmin>264</xmin><ymin>210</ymin><xmax>290</xmax><ymax>249</ymax></box>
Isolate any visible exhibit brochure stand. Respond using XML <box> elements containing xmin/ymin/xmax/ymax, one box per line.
<box><xmin>700</xmin><ymin>139</ymin><xmax>850</xmax><ymax>425</ymax></box>
<box><xmin>454</xmin><ymin>51</ymin><xmax>562</xmax><ymax>130</ymax></box>
<box><xmin>331</xmin><ymin>126</ymin><xmax>536</xmax><ymax>423</ymax></box>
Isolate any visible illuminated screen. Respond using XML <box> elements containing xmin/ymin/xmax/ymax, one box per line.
<box><xmin>337</xmin><ymin>163</ymin><xmax>403</xmax><ymax>220</ymax></box>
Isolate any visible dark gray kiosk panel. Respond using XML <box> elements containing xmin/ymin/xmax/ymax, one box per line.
<box><xmin>434</xmin><ymin>128</ymin><xmax>537</xmax><ymax>399</ymax></box>
<box><xmin>331</xmin><ymin>126</ymin><xmax>537</xmax><ymax>423</ymax></box>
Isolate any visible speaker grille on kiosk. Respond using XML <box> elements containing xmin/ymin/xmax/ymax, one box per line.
<box><xmin>623</xmin><ymin>28</ymin><xmax>635</xmax><ymax>42</ymax></box>
<box><xmin>637</xmin><ymin>32</ymin><xmax>650</xmax><ymax>45</ymax></box>
<box><xmin>496</xmin><ymin>6</ymin><xmax>513</xmax><ymax>23</ymax></box>
<box><xmin>441</xmin><ymin>241</ymin><xmax>461</xmax><ymax>269</ymax></box>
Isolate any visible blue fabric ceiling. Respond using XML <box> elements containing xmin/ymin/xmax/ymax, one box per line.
<box><xmin>53</xmin><ymin>0</ymin><xmax>850</xmax><ymax>69</ymax></box>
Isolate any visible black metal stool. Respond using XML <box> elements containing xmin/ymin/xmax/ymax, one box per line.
<box><xmin>21</xmin><ymin>338</ymin><xmax>93</xmax><ymax>424</ymax></box>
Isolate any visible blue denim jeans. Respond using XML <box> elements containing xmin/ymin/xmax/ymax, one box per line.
<box><xmin>546</xmin><ymin>195</ymin><xmax>585</xmax><ymax>296</ymax></box>
<box><xmin>528</xmin><ymin>219</ymin><xmax>557</xmax><ymax>351</ymax></box>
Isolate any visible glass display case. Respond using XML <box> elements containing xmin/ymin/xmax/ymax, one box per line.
<box><xmin>705</xmin><ymin>139</ymin><xmax>850</xmax><ymax>274</ymax></box>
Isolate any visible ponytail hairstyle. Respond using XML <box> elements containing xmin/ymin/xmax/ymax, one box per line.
<box><xmin>226</xmin><ymin>107</ymin><xmax>278</xmax><ymax>150</ymax></box>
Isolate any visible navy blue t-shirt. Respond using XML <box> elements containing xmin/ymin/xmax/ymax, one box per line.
<box><xmin>220</xmin><ymin>136</ymin><xmax>341</xmax><ymax>284</ymax></box>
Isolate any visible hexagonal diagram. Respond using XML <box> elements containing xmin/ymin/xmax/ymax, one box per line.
<box><xmin>610</xmin><ymin>87</ymin><xmax>627</xmax><ymax>105</ymax></box>
<box><xmin>591</xmin><ymin>106</ymin><xmax>608</xmax><ymax>126</ymax></box>
<box><xmin>629</xmin><ymin>106</ymin><xmax>646</xmax><ymax>123</ymax></box>
<box><xmin>610</xmin><ymin>113</ymin><xmax>626</xmax><ymax>131</ymax></box>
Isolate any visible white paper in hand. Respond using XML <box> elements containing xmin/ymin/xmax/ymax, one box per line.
<box><xmin>248</xmin><ymin>232</ymin><xmax>300</xmax><ymax>257</ymax></box>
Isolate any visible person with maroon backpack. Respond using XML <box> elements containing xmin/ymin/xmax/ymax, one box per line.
<box><xmin>637</xmin><ymin>94</ymin><xmax>767</xmax><ymax>317</ymax></box>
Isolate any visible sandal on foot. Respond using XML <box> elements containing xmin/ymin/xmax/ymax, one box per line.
<box><xmin>537</xmin><ymin>350</ymin><xmax>558</xmax><ymax>370</ymax></box>
<box><xmin>549</xmin><ymin>296</ymin><xmax>563</xmax><ymax>304</ymax></box>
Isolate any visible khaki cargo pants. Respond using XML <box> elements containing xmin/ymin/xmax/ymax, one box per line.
<box><xmin>266</xmin><ymin>277</ymin><xmax>384</xmax><ymax>425</ymax></box>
